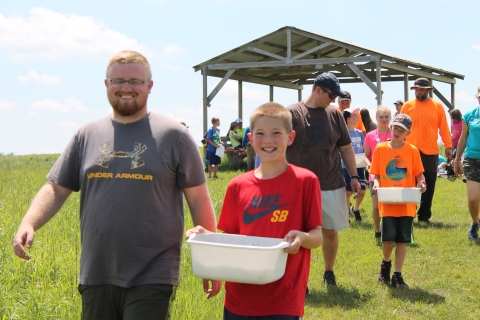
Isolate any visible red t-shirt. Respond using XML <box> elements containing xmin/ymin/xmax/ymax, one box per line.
<box><xmin>370</xmin><ymin>142</ymin><xmax>424</xmax><ymax>217</ymax></box>
<box><xmin>217</xmin><ymin>165</ymin><xmax>322</xmax><ymax>316</ymax></box>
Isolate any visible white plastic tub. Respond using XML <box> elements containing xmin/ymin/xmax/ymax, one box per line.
<box><xmin>377</xmin><ymin>187</ymin><xmax>421</xmax><ymax>204</ymax></box>
<box><xmin>355</xmin><ymin>153</ymin><xmax>366</xmax><ymax>168</ymax></box>
<box><xmin>187</xmin><ymin>233</ymin><xmax>290</xmax><ymax>284</ymax></box>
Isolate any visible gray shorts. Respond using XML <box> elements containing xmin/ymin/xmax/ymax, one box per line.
<box><xmin>321</xmin><ymin>187</ymin><xmax>350</xmax><ymax>231</ymax></box>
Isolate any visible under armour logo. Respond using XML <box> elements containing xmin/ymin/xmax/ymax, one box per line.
<box><xmin>95</xmin><ymin>142</ymin><xmax>147</xmax><ymax>169</ymax></box>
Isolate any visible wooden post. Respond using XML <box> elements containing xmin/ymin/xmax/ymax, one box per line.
<box><xmin>404</xmin><ymin>73</ymin><xmax>409</xmax><ymax>102</ymax></box>
<box><xmin>238</xmin><ymin>80</ymin><xmax>243</xmax><ymax>120</ymax></box>
<box><xmin>270</xmin><ymin>85</ymin><xmax>274</xmax><ymax>102</ymax></box>
<box><xmin>429</xmin><ymin>79</ymin><xmax>433</xmax><ymax>98</ymax></box>
<box><xmin>451</xmin><ymin>83</ymin><xmax>455</xmax><ymax>108</ymax></box>
<box><xmin>298</xmin><ymin>89</ymin><xmax>302</xmax><ymax>102</ymax></box>
<box><xmin>202</xmin><ymin>66</ymin><xmax>208</xmax><ymax>135</ymax></box>
<box><xmin>376</xmin><ymin>56</ymin><xmax>382</xmax><ymax>105</ymax></box>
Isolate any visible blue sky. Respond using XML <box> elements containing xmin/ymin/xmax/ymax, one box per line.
<box><xmin>1</xmin><ymin>0</ymin><xmax>479</xmax><ymax>155</ymax></box>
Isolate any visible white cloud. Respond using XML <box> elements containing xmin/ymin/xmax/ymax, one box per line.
<box><xmin>0</xmin><ymin>8</ymin><xmax>153</xmax><ymax>61</ymax></box>
<box><xmin>163</xmin><ymin>44</ymin><xmax>188</xmax><ymax>55</ymax></box>
<box><xmin>31</xmin><ymin>97</ymin><xmax>87</xmax><ymax>113</ymax></box>
<box><xmin>17</xmin><ymin>70</ymin><xmax>62</xmax><ymax>85</ymax></box>
<box><xmin>473</xmin><ymin>44</ymin><xmax>480</xmax><ymax>51</ymax></box>
<box><xmin>0</xmin><ymin>99</ymin><xmax>15</xmax><ymax>111</ymax></box>
<box><xmin>28</xmin><ymin>111</ymin><xmax>41</xmax><ymax>118</ymax></box>
<box><xmin>456</xmin><ymin>90</ymin><xmax>477</xmax><ymax>103</ymax></box>
<box><xmin>55</xmin><ymin>121</ymin><xmax>79</xmax><ymax>130</ymax></box>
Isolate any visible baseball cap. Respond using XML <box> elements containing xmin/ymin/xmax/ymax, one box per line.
<box><xmin>235</xmin><ymin>118</ymin><xmax>243</xmax><ymax>123</ymax></box>
<box><xmin>476</xmin><ymin>86</ymin><xmax>480</xmax><ymax>98</ymax></box>
<box><xmin>338</xmin><ymin>91</ymin><xmax>352</xmax><ymax>101</ymax></box>
<box><xmin>342</xmin><ymin>107</ymin><xmax>360</xmax><ymax>116</ymax></box>
<box><xmin>393</xmin><ymin>99</ymin><xmax>404</xmax><ymax>106</ymax></box>
<box><xmin>314</xmin><ymin>72</ymin><xmax>345</xmax><ymax>97</ymax></box>
<box><xmin>410</xmin><ymin>78</ymin><xmax>432</xmax><ymax>90</ymax></box>
<box><xmin>392</xmin><ymin>114</ymin><xmax>412</xmax><ymax>132</ymax></box>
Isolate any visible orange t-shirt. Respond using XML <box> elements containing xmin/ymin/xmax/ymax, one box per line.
<box><xmin>370</xmin><ymin>142</ymin><xmax>424</xmax><ymax>217</ymax></box>
<box><xmin>400</xmin><ymin>98</ymin><xmax>452</xmax><ymax>154</ymax></box>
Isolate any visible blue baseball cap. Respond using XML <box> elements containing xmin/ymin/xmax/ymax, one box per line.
<box><xmin>314</xmin><ymin>72</ymin><xmax>345</xmax><ymax>97</ymax></box>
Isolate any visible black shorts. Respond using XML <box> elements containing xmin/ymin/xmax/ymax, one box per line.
<box><xmin>224</xmin><ymin>308</ymin><xmax>300</xmax><ymax>320</ymax></box>
<box><xmin>381</xmin><ymin>216</ymin><xmax>414</xmax><ymax>243</ymax></box>
<box><xmin>78</xmin><ymin>284</ymin><xmax>176</xmax><ymax>320</ymax></box>
<box><xmin>206</xmin><ymin>151</ymin><xmax>222</xmax><ymax>165</ymax></box>
<box><xmin>343</xmin><ymin>168</ymin><xmax>367</xmax><ymax>191</ymax></box>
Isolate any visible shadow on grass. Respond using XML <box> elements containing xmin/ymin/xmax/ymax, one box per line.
<box><xmin>413</xmin><ymin>221</ymin><xmax>456</xmax><ymax>229</ymax></box>
<box><xmin>305</xmin><ymin>286</ymin><xmax>373</xmax><ymax>309</ymax></box>
<box><xmin>388</xmin><ymin>287</ymin><xmax>445</xmax><ymax>304</ymax></box>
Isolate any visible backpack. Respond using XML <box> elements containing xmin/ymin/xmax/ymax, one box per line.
<box><xmin>201</xmin><ymin>127</ymin><xmax>213</xmax><ymax>145</ymax></box>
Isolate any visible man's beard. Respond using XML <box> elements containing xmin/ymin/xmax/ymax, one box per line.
<box><xmin>416</xmin><ymin>92</ymin><xmax>429</xmax><ymax>101</ymax></box>
<box><xmin>109</xmin><ymin>97</ymin><xmax>146</xmax><ymax>117</ymax></box>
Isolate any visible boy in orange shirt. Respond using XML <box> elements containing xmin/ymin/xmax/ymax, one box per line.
<box><xmin>370</xmin><ymin>114</ymin><xmax>426</xmax><ymax>288</ymax></box>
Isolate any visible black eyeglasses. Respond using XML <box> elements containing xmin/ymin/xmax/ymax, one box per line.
<box><xmin>320</xmin><ymin>87</ymin><xmax>337</xmax><ymax>100</ymax></box>
<box><xmin>108</xmin><ymin>78</ymin><xmax>150</xmax><ymax>86</ymax></box>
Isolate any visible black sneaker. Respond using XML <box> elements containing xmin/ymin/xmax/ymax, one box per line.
<box><xmin>391</xmin><ymin>273</ymin><xmax>409</xmax><ymax>289</ymax></box>
<box><xmin>323</xmin><ymin>271</ymin><xmax>336</xmax><ymax>286</ymax></box>
<box><xmin>350</xmin><ymin>207</ymin><xmax>362</xmax><ymax>221</ymax></box>
<box><xmin>378</xmin><ymin>260</ymin><xmax>391</xmax><ymax>284</ymax></box>
<box><xmin>468</xmin><ymin>223</ymin><xmax>479</xmax><ymax>240</ymax></box>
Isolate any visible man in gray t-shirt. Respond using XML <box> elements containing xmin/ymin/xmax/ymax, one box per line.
<box><xmin>13</xmin><ymin>50</ymin><xmax>220</xmax><ymax>319</ymax></box>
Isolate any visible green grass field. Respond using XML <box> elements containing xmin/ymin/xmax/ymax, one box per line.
<box><xmin>0</xmin><ymin>154</ymin><xmax>478</xmax><ymax>319</ymax></box>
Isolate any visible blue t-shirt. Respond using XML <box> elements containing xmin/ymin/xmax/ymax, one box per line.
<box><xmin>342</xmin><ymin>128</ymin><xmax>364</xmax><ymax>168</ymax></box>
<box><xmin>242</xmin><ymin>126</ymin><xmax>250</xmax><ymax>147</ymax></box>
<box><xmin>463</xmin><ymin>106</ymin><xmax>480</xmax><ymax>159</ymax></box>
<box><xmin>206</xmin><ymin>127</ymin><xmax>220</xmax><ymax>153</ymax></box>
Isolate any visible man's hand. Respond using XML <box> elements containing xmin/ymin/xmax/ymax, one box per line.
<box><xmin>445</xmin><ymin>148</ymin><xmax>453</xmax><ymax>159</ymax></box>
<box><xmin>202</xmin><ymin>279</ymin><xmax>222</xmax><ymax>299</ymax></box>
<box><xmin>13</xmin><ymin>224</ymin><xmax>35</xmax><ymax>260</ymax></box>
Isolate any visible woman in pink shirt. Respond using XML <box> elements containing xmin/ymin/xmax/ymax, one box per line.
<box><xmin>364</xmin><ymin>106</ymin><xmax>392</xmax><ymax>238</ymax></box>
<box><xmin>449</xmin><ymin>109</ymin><xmax>463</xmax><ymax>159</ymax></box>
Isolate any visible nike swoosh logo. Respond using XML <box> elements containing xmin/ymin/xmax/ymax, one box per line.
<box><xmin>243</xmin><ymin>203</ymin><xmax>290</xmax><ymax>225</ymax></box>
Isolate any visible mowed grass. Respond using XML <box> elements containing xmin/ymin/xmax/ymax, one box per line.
<box><xmin>0</xmin><ymin>154</ymin><xmax>479</xmax><ymax>319</ymax></box>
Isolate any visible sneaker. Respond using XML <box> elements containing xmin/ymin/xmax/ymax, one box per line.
<box><xmin>350</xmin><ymin>207</ymin><xmax>362</xmax><ymax>221</ymax></box>
<box><xmin>378</xmin><ymin>260</ymin><xmax>391</xmax><ymax>284</ymax></box>
<box><xmin>391</xmin><ymin>273</ymin><xmax>409</xmax><ymax>289</ymax></box>
<box><xmin>468</xmin><ymin>223</ymin><xmax>479</xmax><ymax>240</ymax></box>
<box><xmin>375</xmin><ymin>231</ymin><xmax>382</xmax><ymax>238</ymax></box>
<box><xmin>323</xmin><ymin>271</ymin><xmax>336</xmax><ymax>286</ymax></box>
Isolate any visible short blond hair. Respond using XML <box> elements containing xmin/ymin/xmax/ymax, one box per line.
<box><xmin>106</xmin><ymin>50</ymin><xmax>152</xmax><ymax>79</ymax></box>
<box><xmin>250</xmin><ymin>102</ymin><xmax>292</xmax><ymax>133</ymax></box>
<box><xmin>376</xmin><ymin>106</ymin><xmax>392</xmax><ymax>119</ymax></box>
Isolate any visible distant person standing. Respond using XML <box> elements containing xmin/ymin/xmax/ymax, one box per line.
<box><xmin>449</xmin><ymin>109</ymin><xmax>463</xmax><ymax>159</ymax></box>
<box><xmin>287</xmin><ymin>72</ymin><xmax>360</xmax><ymax>286</ymax></box>
<box><xmin>206</xmin><ymin>117</ymin><xmax>222</xmax><ymax>180</ymax></box>
<box><xmin>454</xmin><ymin>87</ymin><xmax>480</xmax><ymax>240</ymax></box>
<box><xmin>337</xmin><ymin>92</ymin><xmax>366</xmax><ymax>135</ymax></box>
<box><xmin>242</xmin><ymin>126</ymin><xmax>256</xmax><ymax>171</ymax></box>
<box><xmin>394</xmin><ymin>100</ymin><xmax>404</xmax><ymax>117</ymax></box>
<box><xmin>401</xmin><ymin>78</ymin><xmax>452</xmax><ymax>223</ymax></box>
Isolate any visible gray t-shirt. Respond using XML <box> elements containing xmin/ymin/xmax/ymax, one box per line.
<box><xmin>47</xmin><ymin>112</ymin><xmax>205</xmax><ymax>287</ymax></box>
<box><xmin>286</xmin><ymin>102</ymin><xmax>351</xmax><ymax>191</ymax></box>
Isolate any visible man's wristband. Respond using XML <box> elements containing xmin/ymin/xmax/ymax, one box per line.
<box><xmin>350</xmin><ymin>175</ymin><xmax>359</xmax><ymax>180</ymax></box>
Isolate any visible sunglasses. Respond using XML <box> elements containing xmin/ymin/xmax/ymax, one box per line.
<box><xmin>321</xmin><ymin>87</ymin><xmax>337</xmax><ymax>100</ymax></box>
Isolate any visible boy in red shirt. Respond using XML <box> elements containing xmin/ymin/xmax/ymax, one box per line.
<box><xmin>188</xmin><ymin>102</ymin><xmax>323</xmax><ymax>319</ymax></box>
<box><xmin>370</xmin><ymin>114</ymin><xmax>426</xmax><ymax>288</ymax></box>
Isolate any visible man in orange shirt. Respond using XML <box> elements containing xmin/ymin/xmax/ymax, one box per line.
<box><xmin>400</xmin><ymin>78</ymin><xmax>452</xmax><ymax>223</ymax></box>
<box><xmin>337</xmin><ymin>92</ymin><xmax>366</xmax><ymax>135</ymax></box>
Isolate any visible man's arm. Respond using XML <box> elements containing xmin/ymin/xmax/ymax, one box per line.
<box><xmin>339</xmin><ymin>144</ymin><xmax>361</xmax><ymax>193</ymax></box>
<box><xmin>438</xmin><ymin>106</ymin><xmax>453</xmax><ymax>157</ymax></box>
<box><xmin>183</xmin><ymin>183</ymin><xmax>221</xmax><ymax>298</ymax></box>
<box><xmin>454</xmin><ymin>121</ymin><xmax>469</xmax><ymax>178</ymax></box>
<box><xmin>13</xmin><ymin>181</ymin><xmax>73</xmax><ymax>260</ymax></box>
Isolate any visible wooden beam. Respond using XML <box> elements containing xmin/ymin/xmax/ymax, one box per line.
<box><xmin>207</xmin><ymin>69</ymin><xmax>235</xmax><ymax>104</ymax></box>
<box><xmin>238</xmin><ymin>80</ymin><xmax>243</xmax><ymax>120</ymax></box>
<box><xmin>270</xmin><ymin>85</ymin><xmax>274</xmax><ymax>102</ymax></box>
<box><xmin>208</xmin><ymin>56</ymin><xmax>374</xmax><ymax>70</ymax></box>
<box><xmin>248</xmin><ymin>46</ymin><xmax>286</xmax><ymax>61</ymax></box>
<box><xmin>292</xmin><ymin>42</ymin><xmax>332</xmax><ymax>60</ymax></box>
<box><xmin>298</xmin><ymin>89</ymin><xmax>302</xmax><ymax>102</ymax></box>
<box><xmin>381</xmin><ymin>61</ymin><xmax>456</xmax><ymax>84</ymax></box>
<box><xmin>451</xmin><ymin>83</ymin><xmax>455</xmax><ymax>109</ymax></box>
<box><xmin>347</xmin><ymin>62</ymin><xmax>378</xmax><ymax>95</ymax></box>
<box><xmin>376</xmin><ymin>56</ymin><xmax>382</xmax><ymax>105</ymax></box>
<box><xmin>208</xmin><ymin>70</ymin><xmax>303</xmax><ymax>90</ymax></box>
<box><xmin>432</xmin><ymin>86</ymin><xmax>454</xmax><ymax>111</ymax></box>
<box><xmin>202</xmin><ymin>66</ymin><xmax>208</xmax><ymax>138</ymax></box>
<box><xmin>404</xmin><ymin>73</ymin><xmax>409</xmax><ymax>102</ymax></box>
